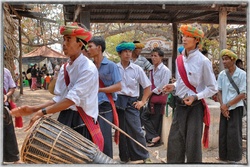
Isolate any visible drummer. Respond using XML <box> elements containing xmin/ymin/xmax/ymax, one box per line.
<box><xmin>10</xmin><ymin>22</ymin><xmax>104</xmax><ymax>152</ymax></box>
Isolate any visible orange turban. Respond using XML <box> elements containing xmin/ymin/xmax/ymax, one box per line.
<box><xmin>180</xmin><ymin>24</ymin><xmax>204</xmax><ymax>49</ymax></box>
<box><xmin>180</xmin><ymin>25</ymin><xmax>204</xmax><ymax>39</ymax></box>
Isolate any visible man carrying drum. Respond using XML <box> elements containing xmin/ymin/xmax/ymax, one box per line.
<box><xmin>10</xmin><ymin>22</ymin><xmax>104</xmax><ymax>152</ymax></box>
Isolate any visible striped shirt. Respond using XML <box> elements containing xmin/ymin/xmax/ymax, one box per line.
<box><xmin>131</xmin><ymin>55</ymin><xmax>153</xmax><ymax>71</ymax></box>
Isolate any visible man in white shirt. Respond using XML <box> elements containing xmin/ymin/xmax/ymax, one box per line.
<box><xmin>10</xmin><ymin>22</ymin><xmax>104</xmax><ymax>151</ymax></box>
<box><xmin>163</xmin><ymin>23</ymin><xmax>218</xmax><ymax>163</ymax></box>
<box><xmin>141</xmin><ymin>47</ymin><xmax>171</xmax><ymax>147</ymax></box>
<box><xmin>115</xmin><ymin>41</ymin><xmax>152</xmax><ymax>163</ymax></box>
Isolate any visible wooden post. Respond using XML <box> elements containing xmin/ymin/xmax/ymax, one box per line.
<box><xmin>79</xmin><ymin>11</ymin><xmax>91</xmax><ymax>30</ymax></box>
<box><xmin>19</xmin><ymin>18</ymin><xmax>23</xmax><ymax>95</ymax></box>
<box><xmin>219</xmin><ymin>7</ymin><xmax>227</xmax><ymax>72</ymax></box>
<box><xmin>172</xmin><ymin>23</ymin><xmax>178</xmax><ymax>76</ymax></box>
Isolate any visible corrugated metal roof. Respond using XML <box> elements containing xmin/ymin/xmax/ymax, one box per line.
<box><xmin>64</xmin><ymin>3</ymin><xmax>247</xmax><ymax>24</ymax></box>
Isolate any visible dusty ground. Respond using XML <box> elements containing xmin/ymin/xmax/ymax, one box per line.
<box><xmin>12</xmin><ymin>87</ymin><xmax>247</xmax><ymax>164</ymax></box>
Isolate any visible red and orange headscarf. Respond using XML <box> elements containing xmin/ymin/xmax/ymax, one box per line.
<box><xmin>180</xmin><ymin>24</ymin><xmax>204</xmax><ymax>48</ymax></box>
<box><xmin>60</xmin><ymin>22</ymin><xmax>92</xmax><ymax>43</ymax></box>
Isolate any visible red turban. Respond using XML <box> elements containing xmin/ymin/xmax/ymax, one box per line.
<box><xmin>60</xmin><ymin>22</ymin><xmax>92</xmax><ymax>43</ymax></box>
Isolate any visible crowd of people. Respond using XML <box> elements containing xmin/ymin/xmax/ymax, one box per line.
<box><xmin>5</xmin><ymin>22</ymin><xmax>246</xmax><ymax>164</ymax></box>
<box><xmin>21</xmin><ymin>63</ymin><xmax>56</xmax><ymax>91</ymax></box>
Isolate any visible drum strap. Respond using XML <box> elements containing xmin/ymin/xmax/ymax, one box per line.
<box><xmin>63</xmin><ymin>63</ymin><xmax>104</xmax><ymax>152</ymax></box>
<box><xmin>99</xmin><ymin>78</ymin><xmax>119</xmax><ymax>144</ymax></box>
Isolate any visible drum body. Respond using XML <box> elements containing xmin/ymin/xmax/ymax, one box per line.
<box><xmin>21</xmin><ymin>116</ymin><xmax>117</xmax><ymax>164</ymax></box>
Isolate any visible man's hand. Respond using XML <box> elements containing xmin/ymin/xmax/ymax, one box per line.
<box><xmin>220</xmin><ymin>104</ymin><xmax>230</xmax><ymax>119</ymax></box>
<box><xmin>25</xmin><ymin>111</ymin><xmax>43</xmax><ymax>132</ymax></box>
<box><xmin>221</xmin><ymin>110</ymin><xmax>230</xmax><ymax>119</ymax></box>
<box><xmin>162</xmin><ymin>84</ymin><xmax>175</xmax><ymax>94</ymax></box>
<box><xmin>10</xmin><ymin>105</ymin><xmax>36</xmax><ymax>117</ymax></box>
<box><xmin>4</xmin><ymin>95</ymin><xmax>8</xmax><ymax>103</ymax></box>
<box><xmin>133</xmin><ymin>101</ymin><xmax>145</xmax><ymax>110</ymax></box>
<box><xmin>183</xmin><ymin>95</ymin><xmax>196</xmax><ymax>106</ymax></box>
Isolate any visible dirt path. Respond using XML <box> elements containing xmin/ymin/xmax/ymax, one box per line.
<box><xmin>13</xmin><ymin>87</ymin><xmax>247</xmax><ymax>164</ymax></box>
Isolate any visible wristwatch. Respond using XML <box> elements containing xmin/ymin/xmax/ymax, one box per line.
<box><xmin>42</xmin><ymin>108</ymin><xmax>47</xmax><ymax>115</ymax></box>
<box><xmin>226</xmin><ymin>103</ymin><xmax>231</xmax><ymax>108</ymax></box>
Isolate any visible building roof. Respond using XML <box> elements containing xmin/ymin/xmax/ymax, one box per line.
<box><xmin>63</xmin><ymin>2</ymin><xmax>247</xmax><ymax>24</ymax></box>
<box><xmin>8</xmin><ymin>3</ymin><xmax>247</xmax><ymax>25</ymax></box>
<box><xmin>22</xmin><ymin>46</ymin><xmax>65</xmax><ymax>58</ymax></box>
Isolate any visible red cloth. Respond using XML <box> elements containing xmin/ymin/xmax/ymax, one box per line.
<box><xmin>4</xmin><ymin>89</ymin><xmax>23</xmax><ymax>128</ymax></box>
<box><xmin>177</xmin><ymin>55</ymin><xmax>210</xmax><ymax>148</ymax></box>
<box><xmin>9</xmin><ymin>101</ymin><xmax>23</xmax><ymax>128</ymax></box>
<box><xmin>99</xmin><ymin>78</ymin><xmax>119</xmax><ymax>144</ymax></box>
<box><xmin>150</xmin><ymin>70</ymin><xmax>156</xmax><ymax>90</ymax></box>
<box><xmin>64</xmin><ymin>63</ymin><xmax>104</xmax><ymax>151</ymax></box>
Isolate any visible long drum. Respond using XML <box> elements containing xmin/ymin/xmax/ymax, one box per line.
<box><xmin>21</xmin><ymin>116</ymin><xmax>117</xmax><ymax>164</ymax></box>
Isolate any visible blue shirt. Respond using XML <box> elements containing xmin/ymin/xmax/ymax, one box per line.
<box><xmin>217</xmin><ymin>67</ymin><xmax>246</xmax><ymax>110</ymax></box>
<box><xmin>98</xmin><ymin>56</ymin><xmax>122</xmax><ymax>104</ymax></box>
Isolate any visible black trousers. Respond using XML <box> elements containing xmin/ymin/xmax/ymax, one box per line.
<box><xmin>219</xmin><ymin>106</ymin><xmax>243</xmax><ymax>161</ymax></box>
<box><xmin>141</xmin><ymin>103</ymin><xmax>163</xmax><ymax>142</ymax></box>
<box><xmin>116</xmin><ymin>95</ymin><xmax>149</xmax><ymax>162</ymax></box>
<box><xmin>3</xmin><ymin>110</ymin><xmax>20</xmax><ymax>162</ymax></box>
<box><xmin>98</xmin><ymin>102</ymin><xmax>113</xmax><ymax>158</ymax></box>
<box><xmin>167</xmin><ymin>98</ymin><xmax>203</xmax><ymax>163</ymax></box>
<box><xmin>57</xmin><ymin>109</ymin><xmax>92</xmax><ymax>141</ymax></box>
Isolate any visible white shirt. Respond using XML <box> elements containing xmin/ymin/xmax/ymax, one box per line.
<box><xmin>4</xmin><ymin>68</ymin><xmax>16</xmax><ymax>106</ymax></box>
<box><xmin>117</xmin><ymin>62</ymin><xmax>151</xmax><ymax>97</ymax></box>
<box><xmin>150</xmin><ymin>63</ymin><xmax>171</xmax><ymax>95</ymax></box>
<box><xmin>217</xmin><ymin>67</ymin><xmax>246</xmax><ymax>110</ymax></box>
<box><xmin>175</xmin><ymin>49</ymin><xmax>218</xmax><ymax>99</ymax></box>
<box><xmin>53</xmin><ymin>54</ymin><xmax>99</xmax><ymax>121</ymax></box>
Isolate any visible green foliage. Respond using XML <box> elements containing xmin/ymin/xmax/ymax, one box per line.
<box><xmin>105</xmin><ymin>31</ymin><xmax>136</xmax><ymax>61</ymax></box>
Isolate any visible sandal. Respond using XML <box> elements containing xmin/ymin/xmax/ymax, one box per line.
<box><xmin>147</xmin><ymin>141</ymin><xmax>161</xmax><ymax>147</ymax></box>
<box><xmin>147</xmin><ymin>136</ymin><xmax>161</xmax><ymax>147</ymax></box>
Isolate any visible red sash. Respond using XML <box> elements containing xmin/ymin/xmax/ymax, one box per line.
<box><xmin>177</xmin><ymin>55</ymin><xmax>210</xmax><ymax>148</ymax></box>
<box><xmin>63</xmin><ymin>63</ymin><xmax>104</xmax><ymax>151</ymax></box>
<box><xmin>99</xmin><ymin>78</ymin><xmax>119</xmax><ymax>144</ymax></box>
<box><xmin>4</xmin><ymin>89</ymin><xmax>23</xmax><ymax>128</ymax></box>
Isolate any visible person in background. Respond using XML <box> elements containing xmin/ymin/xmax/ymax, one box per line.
<box><xmin>10</xmin><ymin>22</ymin><xmax>104</xmax><ymax>152</ymax></box>
<box><xmin>41</xmin><ymin>64</ymin><xmax>48</xmax><ymax>75</ymax></box>
<box><xmin>44</xmin><ymin>73</ymin><xmax>51</xmax><ymax>90</ymax></box>
<box><xmin>31</xmin><ymin>64</ymin><xmax>38</xmax><ymax>91</ymax></box>
<box><xmin>141</xmin><ymin>47</ymin><xmax>171</xmax><ymax>147</ymax></box>
<box><xmin>115</xmin><ymin>41</ymin><xmax>152</xmax><ymax>163</ymax></box>
<box><xmin>236</xmin><ymin>58</ymin><xmax>244</xmax><ymax>70</ymax></box>
<box><xmin>131</xmin><ymin>40</ymin><xmax>153</xmax><ymax>73</ymax></box>
<box><xmin>3</xmin><ymin>45</ymin><xmax>23</xmax><ymax>164</ymax></box>
<box><xmin>163</xmin><ymin>23</ymin><xmax>218</xmax><ymax>163</ymax></box>
<box><xmin>217</xmin><ymin>49</ymin><xmax>246</xmax><ymax>162</ymax></box>
<box><xmin>36</xmin><ymin>67</ymin><xmax>43</xmax><ymax>89</ymax></box>
<box><xmin>26</xmin><ymin>64</ymin><xmax>33</xmax><ymax>88</ymax></box>
<box><xmin>87</xmin><ymin>36</ymin><xmax>122</xmax><ymax>158</ymax></box>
